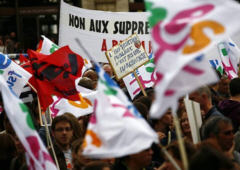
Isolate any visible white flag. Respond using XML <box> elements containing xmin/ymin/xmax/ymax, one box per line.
<box><xmin>146</xmin><ymin>0</ymin><xmax>240</xmax><ymax>118</ymax></box>
<box><xmin>218</xmin><ymin>38</ymin><xmax>240</xmax><ymax>79</ymax></box>
<box><xmin>0</xmin><ymin>76</ymin><xmax>57</xmax><ymax>170</ymax></box>
<box><xmin>0</xmin><ymin>53</ymin><xmax>31</xmax><ymax>97</ymax></box>
<box><xmin>50</xmin><ymin>90</ymin><xmax>97</xmax><ymax>118</ymax></box>
<box><xmin>83</xmin><ymin>64</ymin><xmax>158</xmax><ymax>158</ymax></box>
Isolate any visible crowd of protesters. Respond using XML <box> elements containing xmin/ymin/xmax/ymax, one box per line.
<box><xmin>0</xmin><ymin>32</ymin><xmax>24</xmax><ymax>54</ymax></box>
<box><xmin>1</xmin><ymin>44</ymin><xmax>240</xmax><ymax>170</ymax></box>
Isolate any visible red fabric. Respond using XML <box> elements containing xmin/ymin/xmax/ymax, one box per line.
<box><xmin>27</xmin><ymin>46</ymin><xmax>84</xmax><ymax>111</ymax></box>
<box><xmin>36</xmin><ymin>39</ymin><xmax>43</xmax><ymax>52</ymax></box>
<box><xmin>19</xmin><ymin>54</ymin><xmax>29</xmax><ymax>64</ymax></box>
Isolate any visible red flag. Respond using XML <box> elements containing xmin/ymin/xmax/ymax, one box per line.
<box><xmin>27</xmin><ymin>46</ymin><xmax>84</xmax><ymax>111</ymax></box>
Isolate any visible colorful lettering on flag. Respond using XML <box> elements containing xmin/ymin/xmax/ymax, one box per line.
<box><xmin>82</xmin><ymin>64</ymin><xmax>158</xmax><ymax>158</ymax></box>
<box><xmin>50</xmin><ymin>90</ymin><xmax>97</xmax><ymax>118</ymax></box>
<box><xmin>0</xmin><ymin>53</ymin><xmax>31</xmax><ymax>97</ymax></box>
<box><xmin>0</xmin><ymin>76</ymin><xmax>57</xmax><ymax>170</ymax></box>
<box><xmin>145</xmin><ymin>0</ymin><xmax>240</xmax><ymax>118</ymax></box>
<box><xmin>209</xmin><ymin>59</ymin><xmax>224</xmax><ymax>75</ymax></box>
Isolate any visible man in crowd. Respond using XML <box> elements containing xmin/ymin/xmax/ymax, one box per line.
<box><xmin>51</xmin><ymin>115</ymin><xmax>74</xmax><ymax>170</ymax></box>
<box><xmin>189</xmin><ymin>86</ymin><xmax>223</xmax><ymax>121</ymax></box>
<box><xmin>219</xmin><ymin>78</ymin><xmax>240</xmax><ymax>132</ymax></box>
<box><xmin>201</xmin><ymin>116</ymin><xmax>240</xmax><ymax>164</ymax></box>
<box><xmin>103</xmin><ymin>63</ymin><xmax>114</xmax><ymax>78</ymax></box>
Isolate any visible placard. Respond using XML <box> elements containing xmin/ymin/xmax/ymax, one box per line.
<box><xmin>106</xmin><ymin>34</ymin><xmax>149</xmax><ymax>80</ymax></box>
<box><xmin>184</xmin><ymin>99</ymin><xmax>202</xmax><ymax>144</ymax></box>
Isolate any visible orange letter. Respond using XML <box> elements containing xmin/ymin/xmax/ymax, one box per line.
<box><xmin>183</xmin><ymin>20</ymin><xmax>224</xmax><ymax>54</ymax></box>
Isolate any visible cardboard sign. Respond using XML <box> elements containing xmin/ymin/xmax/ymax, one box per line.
<box><xmin>184</xmin><ymin>99</ymin><xmax>202</xmax><ymax>144</ymax></box>
<box><xmin>106</xmin><ymin>34</ymin><xmax>149</xmax><ymax>80</ymax></box>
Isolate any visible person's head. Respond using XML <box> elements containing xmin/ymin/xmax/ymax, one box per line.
<box><xmin>178</xmin><ymin>109</ymin><xmax>191</xmax><ymax>140</ymax></box>
<box><xmin>189</xmin><ymin>145</ymin><xmax>235</xmax><ymax>170</ymax></box>
<box><xmin>71</xmin><ymin>138</ymin><xmax>91</xmax><ymax>169</ymax></box>
<box><xmin>133</xmin><ymin>102</ymin><xmax>148</xmax><ymax>120</ymax></box>
<box><xmin>52</xmin><ymin>115</ymin><xmax>73</xmax><ymax>150</ymax></box>
<box><xmin>202</xmin><ymin>116</ymin><xmax>234</xmax><ymax>151</ymax></box>
<box><xmin>78</xmin><ymin>77</ymin><xmax>95</xmax><ymax>90</ymax></box>
<box><xmin>127</xmin><ymin>147</ymin><xmax>153</xmax><ymax>169</ymax></box>
<box><xmin>229</xmin><ymin>78</ymin><xmax>240</xmax><ymax>97</ymax></box>
<box><xmin>161</xmin><ymin>109</ymin><xmax>173</xmax><ymax>128</ymax></box>
<box><xmin>217</xmin><ymin>75</ymin><xmax>230</xmax><ymax>98</ymax></box>
<box><xmin>103</xmin><ymin>64</ymin><xmax>113</xmax><ymax>77</ymax></box>
<box><xmin>163</xmin><ymin>140</ymin><xmax>196</xmax><ymax>170</ymax></box>
<box><xmin>63</xmin><ymin>112</ymin><xmax>84</xmax><ymax>141</ymax></box>
<box><xmin>83</xmin><ymin>161</ymin><xmax>111</xmax><ymax>170</ymax></box>
<box><xmin>0</xmin><ymin>133</ymin><xmax>17</xmax><ymax>169</ymax></box>
<box><xmin>189</xmin><ymin>86</ymin><xmax>212</xmax><ymax>115</ymax></box>
<box><xmin>152</xmin><ymin>109</ymin><xmax>173</xmax><ymax>132</ymax></box>
<box><xmin>82</xmin><ymin>69</ymin><xmax>98</xmax><ymax>89</ymax></box>
<box><xmin>78</xmin><ymin>115</ymin><xmax>90</xmax><ymax>135</ymax></box>
<box><xmin>0</xmin><ymin>133</ymin><xmax>17</xmax><ymax>159</ymax></box>
<box><xmin>135</xmin><ymin>96</ymin><xmax>152</xmax><ymax>111</ymax></box>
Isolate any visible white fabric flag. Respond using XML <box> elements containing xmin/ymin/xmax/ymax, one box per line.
<box><xmin>49</xmin><ymin>90</ymin><xmax>97</xmax><ymax>118</ymax></box>
<box><xmin>146</xmin><ymin>0</ymin><xmax>240</xmax><ymax>118</ymax></box>
<box><xmin>83</xmin><ymin>64</ymin><xmax>158</xmax><ymax>158</ymax></box>
<box><xmin>0</xmin><ymin>53</ymin><xmax>31</xmax><ymax>97</ymax></box>
<box><xmin>0</xmin><ymin>76</ymin><xmax>57</xmax><ymax>170</ymax></box>
<box><xmin>37</xmin><ymin>35</ymin><xmax>59</xmax><ymax>55</ymax></box>
<box><xmin>218</xmin><ymin>38</ymin><xmax>240</xmax><ymax>79</ymax></box>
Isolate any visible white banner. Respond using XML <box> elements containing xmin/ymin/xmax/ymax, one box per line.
<box><xmin>59</xmin><ymin>0</ymin><xmax>151</xmax><ymax>62</ymax></box>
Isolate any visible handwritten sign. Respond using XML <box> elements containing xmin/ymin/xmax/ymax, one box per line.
<box><xmin>106</xmin><ymin>34</ymin><xmax>149</xmax><ymax>80</ymax></box>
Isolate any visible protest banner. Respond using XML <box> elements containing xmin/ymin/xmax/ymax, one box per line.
<box><xmin>184</xmin><ymin>99</ymin><xmax>202</xmax><ymax>144</ymax></box>
<box><xmin>59</xmin><ymin>0</ymin><xmax>151</xmax><ymax>62</ymax></box>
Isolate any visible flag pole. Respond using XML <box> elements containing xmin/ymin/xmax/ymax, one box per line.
<box><xmin>173</xmin><ymin>112</ymin><xmax>188</xmax><ymax>170</ymax></box>
<box><xmin>161</xmin><ymin>147</ymin><xmax>182</xmax><ymax>170</ymax></box>
<box><xmin>133</xmin><ymin>70</ymin><xmax>147</xmax><ymax>96</ymax></box>
<box><xmin>38</xmin><ymin>97</ymin><xmax>60</xmax><ymax>170</ymax></box>
<box><xmin>27</xmin><ymin>82</ymin><xmax>60</xmax><ymax>170</ymax></box>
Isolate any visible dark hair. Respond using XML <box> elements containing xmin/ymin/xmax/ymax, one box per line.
<box><xmin>135</xmin><ymin>96</ymin><xmax>152</xmax><ymax>111</ymax></box>
<box><xmin>189</xmin><ymin>145</ymin><xmax>234</xmax><ymax>170</ymax></box>
<box><xmin>229</xmin><ymin>78</ymin><xmax>240</xmax><ymax>96</ymax></box>
<box><xmin>83</xmin><ymin>161</ymin><xmax>111</xmax><ymax>170</ymax></box>
<box><xmin>133</xmin><ymin>102</ymin><xmax>148</xmax><ymax>120</ymax></box>
<box><xmin>51</xmin><ymin>115</ymin><xmax>73</xmax><ymax>131</ymax></box>
<box><xmin>0</xmin><ymin>133</ymin><xmax>17</xmax><ymax>160</ymax></box>
<box><xmin>78</xmin><ymin>77</ymin><xmax>95</xmax><ymax>90</ymax></box>
<box><xmin>201</xmin><ymin>116</ymin><xmax>232</xmax><ymax>140</ymax></box>
<box><xmin>166</xmin><ymin>140</ymin><xmax>196</xmax><ymax>161</ymax></box>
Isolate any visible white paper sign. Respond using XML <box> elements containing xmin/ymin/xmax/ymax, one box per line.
<box><xmin>106</xmin><ymin>34</ymin><xmax>149</xmax><ymax>80</ymax></box>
